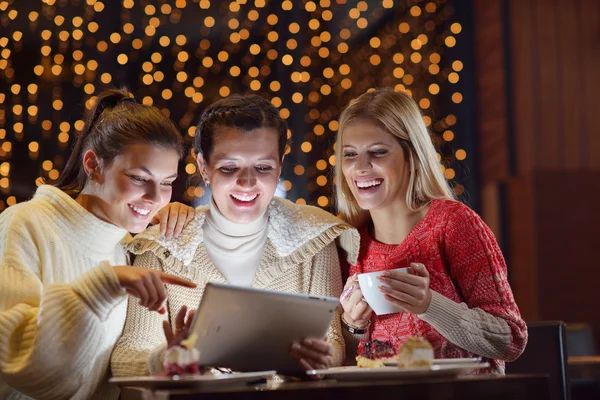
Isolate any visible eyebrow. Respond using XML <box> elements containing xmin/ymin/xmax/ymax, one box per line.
<box><xmin>343</xmin><ymin>142</ymin><xmax>393</xmax><ymax>148</ymax></box>
<box><xmin>214</xmin><ymin>156</ymin><xmax>279</xmax><ymax>162</ymax></box>
<box><xmin>130</xmin><ymin>167</ymin><xmax>178</xmax><ymax>179</ymax></box>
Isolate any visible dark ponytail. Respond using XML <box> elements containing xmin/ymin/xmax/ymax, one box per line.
<box><xmin>56</xmin><ymin>88</ymin><xmax>183</xmax><ymax>195</ymax></box>
<box><xmin>194</xmin><ymin>94</ymin><xmax>288</xmax><ymax>163</ymax></box>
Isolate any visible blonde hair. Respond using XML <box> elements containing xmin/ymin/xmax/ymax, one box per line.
<box><xmin>335</xmin><ymin>88</ymin><xmax>455</xmax><ymax>227</ymax></box>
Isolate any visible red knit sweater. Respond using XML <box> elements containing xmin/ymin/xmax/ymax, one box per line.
<box><xmin>347</xmin><ymin>199</ymin><xmax>527</xmax><ymax>373</ymax></box>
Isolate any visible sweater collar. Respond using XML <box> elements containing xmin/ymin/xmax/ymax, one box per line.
<box><xmin>206</xmin><ymin>197</ymin><xmax>268</xmax><ymax>238</ymax></box>
<box><xmin>131</xmin><ymin>196</ymin><xmax>359</xmax><ymax>266</ymax></box>
<box><xmin>34</xmin><ymin>185</ymin><xmax>129</xmax><ymax>256</ymax></box>
<box><xmin>204</xmin><ymin>197</ymin><xmax>268</xmax><ymax>258</ymax></box>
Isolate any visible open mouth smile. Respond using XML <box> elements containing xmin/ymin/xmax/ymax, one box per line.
<box><xmin>356</xmin><ymin>179</ymin><xmax>383</xmax><ymax>189</ymax></box>
<box><xmin>128</xmin><ymin>204</ymin><xmax>152</xmax><ymax>218</ymax></box>
<box><xmin>230</xmin><ymin>193</ymin><xmax>260</xmax><ymax>207</ymax></box>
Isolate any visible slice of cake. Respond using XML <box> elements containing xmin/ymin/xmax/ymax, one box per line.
<box><xmin>356</xmin><ymin>340</ymin><xmax>398</xmax><ymax>368</ymax></box>
<box><xmin>163</xmin><ymin>333</ymin><xmax>201</xmax><ymax>376</ymax></box>
<box><xmin>163</xmin><ymin>345</ymin><xmax>201</xmax><ymax>376</ymax></box>
<box><xmin>397</xmin><ymin>337</ymin><xmax>434</xmax><ymax>368</ymax></box>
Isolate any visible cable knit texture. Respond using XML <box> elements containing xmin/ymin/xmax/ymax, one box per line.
<box><xmin>111</xmin><ymin>197</ymin><xmax>359</xmax><ymax>378</ymax></box>
<box><xmin>345</xmin><ymin>199</ymin><xmax>527</xmax><ymax>374</ymax></box>
<box><xmin>0</xmin><ymin>185</ymin><xmax>129</xmax><ymax>400</ymax></box>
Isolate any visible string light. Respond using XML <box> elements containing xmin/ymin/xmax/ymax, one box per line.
<box><xmin>0</xmin><ymin>0</ymin><xmax>465</xmax><ymax>208</ymax></box>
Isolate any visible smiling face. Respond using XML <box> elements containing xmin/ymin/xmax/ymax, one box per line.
<box><xmin>83</xmin><ymin>143</ymin><xmax>180</xmax><ymax>233</ymax></box>
<box><xmin>341</xmin><ymin>119</ymin><xmax>410</xmax><ymax>212</ymax></box>
<box><xmin>198</xmin><ymin>127</ymin><xmax>282</xmax><ymax>224</ymax></box>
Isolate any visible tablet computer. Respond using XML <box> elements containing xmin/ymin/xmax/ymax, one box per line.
<box><xmin>189</xmin><ymin>282</ymin><xmax>339</xmax><ymax>375</ymax></box>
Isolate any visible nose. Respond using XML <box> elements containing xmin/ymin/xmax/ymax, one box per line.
<box><xmin>142</xmin><ymin>183</ymin><xmax>161</xmax><ymax>204</ymax></box>
<box><xmin>355</xmin><ymin>154</ymin><xmax>372</xmax><ymax>174</ymax></box>
<box><xmin>236</xmin><ymin>168</ymin><xmax>257</xmax><ymax>188</ymax></box>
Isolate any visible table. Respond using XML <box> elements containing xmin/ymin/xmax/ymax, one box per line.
<box><xmin>569</xmin><ymin>356</ymin><xmax>600</xmax><ymax>380</ymax></box>
<box><xmin>568</xmin><ymin>357</ymin><xmax>600</xmax><ymax>400</ymax></box>
<box><xmin>120</xmin><ymin>374</ymin><xmax>549</xmax><ymax>400</ymax></box>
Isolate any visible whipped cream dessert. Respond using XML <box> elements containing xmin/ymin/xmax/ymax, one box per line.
<box><xmin>397</xmin><ymin>336</ymin><xmax>434</xmax><ymax>368</ymax></box>
<box><xmin>162</xmin><ymin>333</ymin><xmax>201</xmax><ymax>376</ymax></box>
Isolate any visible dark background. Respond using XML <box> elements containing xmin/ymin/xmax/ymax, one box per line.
<box><xmin>0</xmin><ymin>0</ymin><xmax>475</xmax><ymax>210</ymax></box>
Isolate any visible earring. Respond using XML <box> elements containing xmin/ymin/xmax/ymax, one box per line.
<box><xmin>205</xmin><ymin>180</ymin><xmax>210</xmax><ymax>187</ymax></box>
<box><xmin>88</xmin><ymin>173</ymin><xmax>94</xmax><ymax>181</ymax></box>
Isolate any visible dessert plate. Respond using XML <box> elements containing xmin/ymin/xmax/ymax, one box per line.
<box><xmin>383</xmin><ymin>357</ymin><xmax>482</xmax><ymax>367</ymax></box>
<box><xmin>110</xmin><ymin>370</ymin><xmax>276</xmax><ymax>389</ymax></box>
<box><xmin>306</xmin><ymin>362</ymin><xmax>489</xmax><ymax>380</ymax></box>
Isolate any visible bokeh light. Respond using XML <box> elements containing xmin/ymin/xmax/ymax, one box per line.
<box><xmin>0</xmin><ymin>0</ymin><xmax>466</xmax><ymax>209</ymax></box>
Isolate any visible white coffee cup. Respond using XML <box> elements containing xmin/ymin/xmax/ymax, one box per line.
<box><xmin>357</xmin><ymin>268</ymin><xmax>409</xmax><ymax>315</ymax></box>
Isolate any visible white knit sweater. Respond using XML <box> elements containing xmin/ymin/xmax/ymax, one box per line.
<box><xmin>0</xmin><ymin>185</ymin><xmax>129</xmax><ymax>400</ymax></box>
<box><xmin>111</xmin><ymin>197</ymin><xmax>359</xmax><ymax>377</ymax></box>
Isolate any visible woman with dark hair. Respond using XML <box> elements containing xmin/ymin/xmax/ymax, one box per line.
<box><xmin>111</xmin><ymin>94</ymin><xmax>359</xmax><ymax>377</ymax></box>
<box><xmin>0</xmin><ymin>88</ymin><xmax>196</xmax><ymax>400</ymax></box>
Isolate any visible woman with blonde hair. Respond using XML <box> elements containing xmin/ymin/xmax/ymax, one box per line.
<box><xmin>336</xmin><ymin>88</ymin><xmax>527</xmax><ymax>374</ymax></box>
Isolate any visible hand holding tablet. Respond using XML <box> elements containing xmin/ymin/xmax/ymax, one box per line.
<box><xmin>187</xmin><ymin>283</ymin><xmax>339</xmax><ymax>375</ymax></box>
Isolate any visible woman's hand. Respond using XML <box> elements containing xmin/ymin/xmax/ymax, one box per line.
<box><xmin>152</xmin><ymin>202</ymin><xmax>196</xmax><ymax>238</ymax></box>
<box><xmin>339</xmin><ymin>274</ymin><xmax>372</xmax><ymax>328</ymax></box>
<box><xmin>112</xmin><ymin>266</ymin><xmax>196</xmax><ymax>314</ymax></box>
<box><xmin>377</xmin><ymin>262</ymin><xmax>432</xmax><ymax>315</ymax></box>
<box><xmin>162</xmin><ymin>305</ymin><xmax>196</xmax><ymax>347</ymax></box>
<box><xmin>289</xmin><ymin>337</ymin><xmax>334</xmax><ymax>373</ymax></box>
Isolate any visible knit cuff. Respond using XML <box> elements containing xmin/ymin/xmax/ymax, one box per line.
<box><xmin>71</xmin><ymin>261</ymin><xmax>127</xmax><ymax>321</ymax></box>
<box><xmin>417</xmin><ymin>290</ymin><xmax>465</xmax><ymax>331</ymax></box>
<box><xmin>341</xmin><ymin>326</ymin><xmax>369</xmax><ymax>365</ymax></box>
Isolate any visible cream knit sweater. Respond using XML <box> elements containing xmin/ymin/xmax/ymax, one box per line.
<box><xmin>111</xmin><ymin>197</ymin><xmax>359</xmax><ymax>377</ymax></box>
<box><xmin>0</xmin><ymin>185</ymin><xmax>129</xmax><ymax>400</ymax></box>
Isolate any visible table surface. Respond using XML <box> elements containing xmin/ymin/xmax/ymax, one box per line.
<box><xmin>569</xmin><ymin>356</ymin><xmax>600</xmax><ymax>363</ymax></box>
<box><xmin>120</xmin><ymin>373</ymin><xmax>549</xmax><ymax>400</ymax></box>
<box><xmin>569</xmin><ymin>356</ymin><xmax>600</xmax><ymax>380</ymax></box>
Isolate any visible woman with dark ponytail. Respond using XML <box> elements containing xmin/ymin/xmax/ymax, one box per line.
<box><xmin>0</xmin><ymin>88</ymin><xmax>197</xmax><ymax>400</ymax></box>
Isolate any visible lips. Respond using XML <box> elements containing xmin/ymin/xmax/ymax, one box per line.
<box><xmin>230</xmin><ymin>193</ymin><xmax>258</xmax><ymax>202</ymax></box>
<box><xmin>128</xmin><ymin>204</ymin><xmax>152</xmax><ymax>218</ymax></box>
<box><xmin>356</xmin><ymin>178</ymin><xmax>383</xmax><ymax>189</ymax></box>
<box><xmin>229</xmin><ymin>193</ymin><xmax>260</xmax><ymax>207</ymax></box>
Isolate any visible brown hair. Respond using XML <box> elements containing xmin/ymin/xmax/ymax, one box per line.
<box><xmin>56</xmin><ymin>88</ymin><xmax>183</xmax><ymax>195</ymax></box>
<box><xmin>194</xmin><ymin>94</ymin><xmax>288</xmax><ymax>163</ymax></box>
